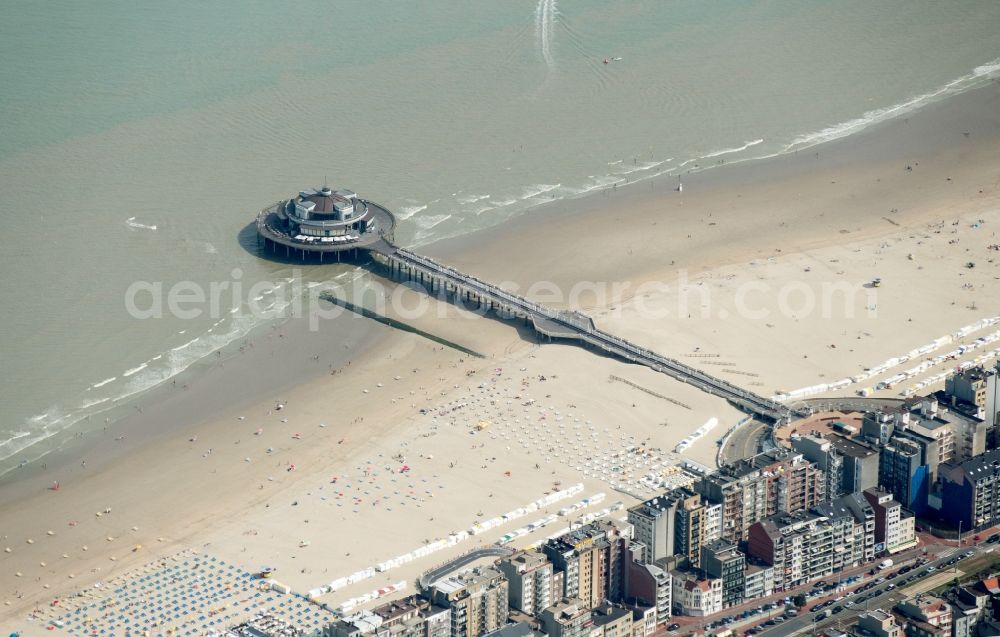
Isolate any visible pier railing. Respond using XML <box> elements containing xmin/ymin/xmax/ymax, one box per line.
<box><xmin>378</xmin><ymin>245</ymin><xmax>801</xmax><ymax>422</ymax></box>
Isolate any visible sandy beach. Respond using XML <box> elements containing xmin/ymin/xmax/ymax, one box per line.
<box><xmin>3</xmin><ymin>82</ymin><xmax>1000</xmax><ymax>633</ymax></box>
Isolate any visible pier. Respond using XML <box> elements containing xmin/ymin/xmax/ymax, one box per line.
<box><xmin>368</xmin><ymin>241</ymin><xmax>803</xmax><ymax>423</ymax></box>
<box><xmin>255</xmin><ymin>191</ymin><xmax>805</xmax><ymax>423</ymax></box>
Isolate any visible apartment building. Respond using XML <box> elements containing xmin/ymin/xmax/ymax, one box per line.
<box><xmin>701</xmin><ymin>540</ymin><xmax>745</xmax><ymax>610</ymax></box>
<box><xmin>941</xmin><ymin>448</ymin><xmax>1000</xmax><ymax>530</ymax></box>
<box><xmin>744</xmin><ymin>563</ymin><xmax>775</xmax><ymax>601</ymax></box>
<box><xmin>696</xmin><ymin>449</ymin><xmax>825</xmax><ymax>543</ymax></box>
<box><xmin>670</xmin><ymin>571</ymin><xmax>723</xmax><ymax>617</ymax></box>
<box><xmin>426</xmin><ymin>567</ymin><xmax>509</xmax><ymax>637</ymax></box>
<box><xmin>895</xmin><ymin>596</ymin><xmax>953</xmax><ymax>633</ymax></box>
<box><xmin>827</xmin><ymin>434</ymin><xmax>880</xmax><ymax>495</ymax></box>
<box><xmin>333</xmin><ymin>596</ymin><xmax>451</xmax><ymax>637</ymax></box>
<box><xmin>591</xmin><ymin>603</ymin><xmax>634</xmax><ymax>637</ymax></box>
<box><xmin>855</xmin><ymin>610</ymin><xmax>902</xmax><ymax>637</ymax></box>
<box><xmin>814</xmin><ymin>492</ymin><xmax>876</xmax><ymax>568</ymax></box>
<box><xmin>746</xmin><ymin>505</ymin><xmax>873</xmax><ymax>593</ymax></box>
<box><xmin>543</xmin><ymin>520</ymin><xmax>627</xmax><ymax>609</ymax></box>
<box><xmin>623</xmin><ymin>552</ymin><xmax>671</xmax><ymax>624</ymax></box>
<box><xmin>540</xmin><ymin>598</ymin><xmax>592</xmax><ymax>637</ymax></box>
<box><xmin>791</xmin><ymin>434</ymin><xmax>847</xmax><ymax>500</ymax></box>
<box><xmin>627</xmin><ymin>493</ymin><xmax>680</xmax><ymax>564</ymax></box>
<box><xmin>862</xmin><ymin>488</ymin><xmax>917</xmax><ymax>554</ymax></box>
<box><xmin>879</xmin><ymin>435</ymin><xmax>932</xmax><ymax>515</ymax></box>
<box><xmin>675</xmin><ymin>492</ymin><xmax>707</xmax><ymax>569</ymax></box>
<box><xmin>497</xmin><ymin>550</ymin><xmax>554</xmax><ymax>616</ymax></box>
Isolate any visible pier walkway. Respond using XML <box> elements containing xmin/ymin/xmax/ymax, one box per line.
<box><xmin>368</xmin><ymin>241</ymin><xmax>804</xmax><ymax>423</ymax></box>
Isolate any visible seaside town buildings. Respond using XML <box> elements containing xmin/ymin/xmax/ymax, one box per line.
<box><xmin>622</xmin><ymin>549</ymin><xmax>672</xmax><ymax>623</ymax></box>
<box><xmin>855</xmin><ymin>610</ymin><xmax>903</xmax><ymax>637</ymax></box>
<box><xmin>944</xmin><ymin>364</ymin><xmax>1000</xmax><ymax>431</ymax></box>
<box><xmin>427</xmin><ymin>567</ymin><xmax>510</xmax><ymax>637</ymax></box>
<box><xmin>694</xmin><ymin>449</ymin><xmax>826</xmax><ymax>543</ymax></box>
<box><xmin>298</xmin><ymin>362</ymin><xmax>1000</xmax><ymax>637</ymax></box>
<box><xmin>863</xmin><ymin>488</ymin><xmax>917</xmax><ymax>554</ymax></box>
<box><xmin>700</xmin><ymin>540</ymin><xmax>746</xmax><ymax>609</ymax></box>
<box><xmin>498</xmin><ymin>551</ymin><xmax>555</xmax><ymax>617</ymax></box>
<box><xmin>538</xmin><ymin>599</ymin><xmax>592</xmax><ymax>637</ymax></box>
<box><xmin>941</xmin><ymin>448</ymin><xmax>1000</xmax><ymax>530</ymax></box>
<box><xmin>542</xmin><ymin>521</ymin><xmax>627</xmax><ymax>609</ymax></box>
<box><xmin>669</xmin><ymin>570</ymin><xmax>723</xmax><ymax>617</ymax></box>
<box><xmin>332</xmin><ymin>598</ymin><xmax>451</xmax><ymax>637</ymax></box>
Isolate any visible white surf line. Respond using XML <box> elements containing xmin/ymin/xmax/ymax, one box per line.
<box><xmin>125</xmin><ymin>216</ymin><xmax>158</xmax><ymax>231</ymax></box>
<box><xmin>536</xmin><ymin>0</ymin><xmax>556</xmax><ymax>69</ymax></box>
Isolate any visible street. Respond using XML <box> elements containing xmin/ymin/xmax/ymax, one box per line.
<box><xmin>744</xmin><ymin>546</ymin><xmax>973</xmax><ymax>637</ymax></box>
<box><xmin>665</xmin><ymin>537</ymin><xmax>987</xmax><ymax>637</ymax></box>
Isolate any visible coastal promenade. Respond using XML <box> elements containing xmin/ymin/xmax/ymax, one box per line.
<box><xmin>416</xmin><ymin>547</ymin><xmax>514</xmax><ymax>590</ymax></box>
<box><xmin>367</xmin><ymin>241</ymin><xmax>803</xmax><ymax>423</ymax></box>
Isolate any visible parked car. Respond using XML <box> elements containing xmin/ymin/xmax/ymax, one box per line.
<box><xmin>667</xmin><ymin>624</ymin><xmax>680</xmax><ymax>632</ymax></box>
<box><xmin>987</xmin><ymin>534</ymin><xmax>1000</xmax><ymax>544</ymax></box>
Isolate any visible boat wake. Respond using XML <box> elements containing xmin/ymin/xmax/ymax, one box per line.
<box><xmin>535</xmin><ymin>0</ymin><xmax>557</xmax><ymax>69</ymax></box>
<box><xmin>126</xmin><ymin>216</ymin><xmax>158</xmax><ymax>231</ymax></box>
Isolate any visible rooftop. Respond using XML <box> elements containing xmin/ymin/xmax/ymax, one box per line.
<box><xmin>484</xmin><ymin>622</ymin><xmax>544</xmax><ymax>637</ymax></box>
<box><xmin>814</xmin><ymin>492</ymin><xmax>873</xmax><ymax>522</ymax></box>
<box><xmin>826</xmin><ymin>434</ymin><xmax>878</xmax><ymax>459</ymax></box>
<box><xmin>591</xmin><ymin>603</ymin><xmax>632</xmax><ymax>627</ymax></box>
<box><xmin>631</xmin><ymin>488</ymin><xmax>694</xmax><ymax>517</ymax></box>
<box><xmin>431</xmin><ymin>566</ymin><xmax>505</xmax><ymax>596</ymax></box>
<box><xmin>297</xmin><ymin>187</ymin><xmax>356</xmax><ymax>214</ymax></box>
<box><xmin>952</xmin><ymin>447</ymin><xmax>1000</xmax><ymax>479</ymax></box>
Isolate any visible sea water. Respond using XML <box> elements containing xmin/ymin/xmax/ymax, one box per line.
<box><xmin>1</xmin><ymin>0</ymin><xmax>999</xmax><ymax>474</ymax></box>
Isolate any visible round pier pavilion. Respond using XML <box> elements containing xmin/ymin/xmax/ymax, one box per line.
<box><xmin>255</xmin><ymin>186</ymin><xmax>396</xmax><ymax>261</ymax></box>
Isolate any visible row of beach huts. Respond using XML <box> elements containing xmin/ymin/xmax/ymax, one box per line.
<box><xmin>673</xmin><ymin>417</ymin><xmax>719</xmax><ymax>454</ymax></box>
<box><xmin>305</xmin><ymin>484</ymin><xmax>585</xmax><ymax>601</ymax></box>
<box><xmin>335</xmin><ymin>581</ymin><xmax>407</xmax><ymax>614</ymax></box>
<box><xmin>493</xmin><ymin>493</ymin><xmax>620</xmax><ymax>546</ymax></box>
<box><xmin>772</xmin><ymin>316</ymin><xmax>1000</xmax><ymax>401</ymax></box>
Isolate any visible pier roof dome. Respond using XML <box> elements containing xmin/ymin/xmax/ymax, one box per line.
<box><xmin>298</xmin><ymin>187</ymin><xmax>354</xmax><ymax>216</ymax></box>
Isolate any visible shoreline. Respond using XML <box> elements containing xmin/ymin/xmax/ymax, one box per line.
<box><xmin>4</xmin><ymin>79</ymin><xmax>1000</xmax><ymax>632</ymax></box>
<box><xmin>4</xmin><ymin>79</ymin><xmax>998</xmax><ymax>483</ymax></box>
<box><xmin>428</xmin><ymin>80</ymin><xmax>1000</xmax><ymax>289</ymax></box>
<box><xmin>0</xmin><ymin>309</ymin><xmax>390</xmax><ymax>504</ymax></box>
